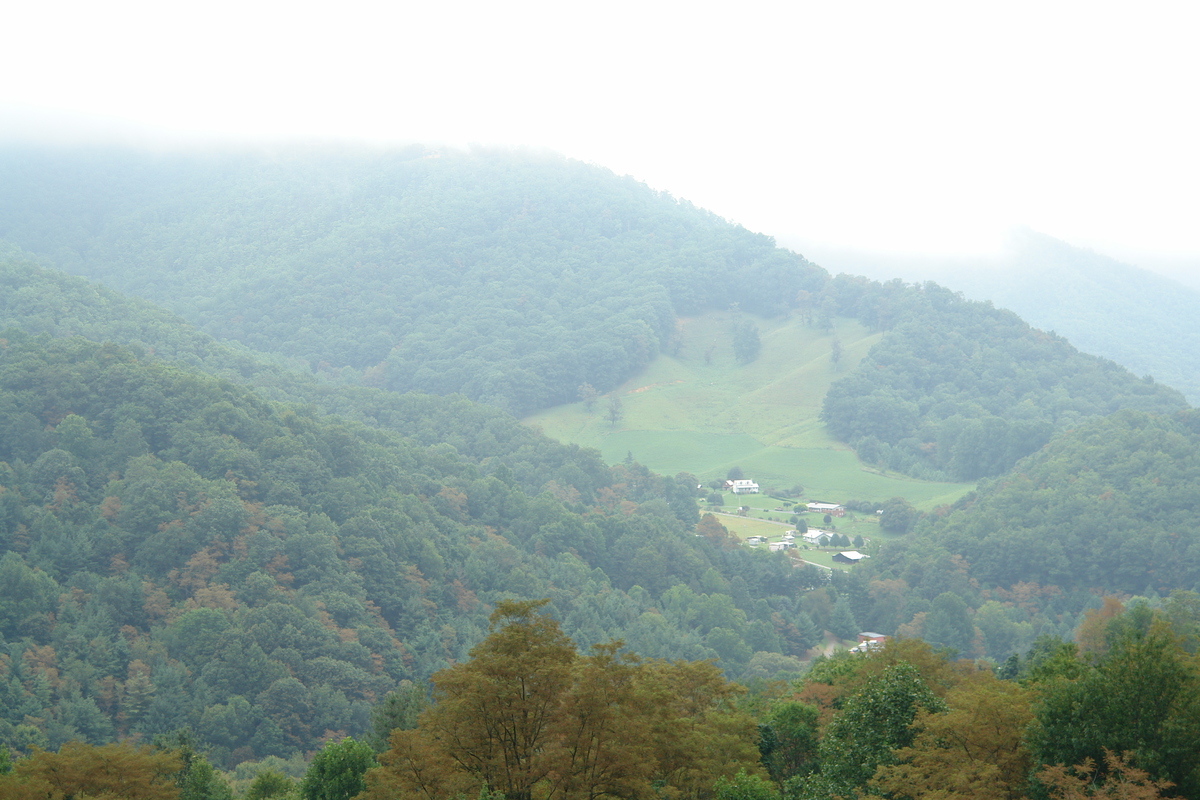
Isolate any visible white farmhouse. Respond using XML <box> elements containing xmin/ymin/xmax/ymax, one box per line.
<box><xmin>802</xmin><ymin>529</ymin><xmax>830</xmax><ymax>545</ymax></box>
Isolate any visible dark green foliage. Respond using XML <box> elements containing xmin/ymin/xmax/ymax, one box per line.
<box><xmin>758</xmin><ymin>701</ymin><xmax>819</xmax><ymax>784</ymax></box>
<box><xmin>878</xmin><ymin>496</ymin><xmax>917</xmax><ymax>533</ymax></box>
<box><xmin>1028</xmin><ymin>614</ymin><xmax>1200</xmax><ymax>797</ymax></box>
<box><xmin>821</xmin><ymin>282</ymin><xmax>1187</xmax><ymax>480</ymax></box>
<box><xmin>246</xmin><ymin>770</ymin><xmax>297</xmax><ymax>800</ymax></box>
<box><xmin>0</xmin><ymin>333</ymin><xmax>821</xmax><ymax>766</ymax></box>
<box><xmin>901</xmin><ymin>409</ymin><xmax>1200</xmax><ymax>595</ymax></box>
<box><xmin>714</xmin><ymin>769</ymin><xmax>777</xmax><ymax>800</ymax></box>
<box><xmin>301</xmin><ymin>737</ymin><xmax>375</xmax><ymax>800</ymax></box>
<box><xmin>365</xmin><ymin>682</ymin><xmax>426</xmax><ymax>752</ymax></box>
<box><xmin>791</xmin><ymin>662</ymin><xmax>946</xmax><ymax>799</ymax></box>
<box><xmin>789</xmin><ymin>611</ymin><xmax>822</xmax><ymax>653</ymax></box>
<box><xmin>828</xmin><ymin>599</ymin><xmax>859</xmax><ymax>641</ymax></box>
<box><xmin>922</xmin><ymin>592</ymin><xmax>974</xmax><ymax>655</ymax></box>
<box><xmin>153</xmin><ymin>730</ymin><xmax>233</xmax><ymax>800</ymax></box>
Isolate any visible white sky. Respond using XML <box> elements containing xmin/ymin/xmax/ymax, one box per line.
<box><xmin>4</xmin><ymin>0</ymin><xmax>1200</xmax><ymax>267</ymax></box>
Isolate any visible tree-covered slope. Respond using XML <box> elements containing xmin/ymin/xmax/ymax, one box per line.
<box><xmin>0</xmin><ymin>147</ymin><xmax>1186</xmax><ymax>485</ymax></box>
<box><xmin>0</xmin><ymin>146</ymin><xmax>826</xmax><ymax>415</ymax></box>
<box><xmin>0</xmin><ymin>332</ymin><xmax>825</xmax><ymax>766</ymax></box>
<box><xmin>0</xmin><ymin>251</ymin><xmax>628</xmax><ymax>501</ymax></box>
<box><xmin>961</xmin><ymin>232</ymin><xmax>1200</xmax><ymax>405</ymax></box>
<box><xmin>808</xmin><ymin>230</ymin><xmax>1200</xmax><ymax>404</ymax></box>
<box><xmin>826</xmin><ymin>407</ymin><xmax>1200</xmax><ymax>664</ymax></box>
<box><xmin>912</xmin><ymin>408</ymin><xmax>1200</xmax><ymax>595</ymax></box>
<box><xmin>821</xmin><ymin>281</ymin><xmax>1188</xmax><ymax>481</ymax></box>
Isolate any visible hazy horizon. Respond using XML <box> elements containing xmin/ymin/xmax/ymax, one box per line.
<box><xmin>3</xmin><ymin>1</ymin><xmax>1198</xmax><ymax>277</ymax></box>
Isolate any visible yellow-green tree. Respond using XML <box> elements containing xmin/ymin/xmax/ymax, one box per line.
<box><xmin>0</xmin><ymin>741</ymin><xmax>182</xmax><ymax>800</ymax></box>
<box><xmin>871</xmin><ymin>671</ymin><xmax>1033</xmax><ymax>800</ymax></box>
<box><xmin>362</xmin><ymin>599</ymin><xmax>761</xmax><ymax>800</ymax></box>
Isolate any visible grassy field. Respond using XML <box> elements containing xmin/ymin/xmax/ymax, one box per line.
<box><xmin>525</xmin><ymin>311</ymin><xmax>974</xmax><ymax>512</ymax></box>
<box><xmin>710</xmin><ymin>512</ymin><xmax>852</xmax><ymax>572</ymax></box>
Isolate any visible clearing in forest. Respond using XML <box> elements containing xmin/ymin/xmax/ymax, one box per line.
<box><xmin>525</xmin><ymin>310</ymin><xmax>972</xmax><ymax>510</ymax></box>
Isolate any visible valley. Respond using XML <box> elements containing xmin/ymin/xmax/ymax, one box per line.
<box><xmin>1</xmin><ymin>144</ymin><xmax>1198</xmax><ymax>798</ymax></box>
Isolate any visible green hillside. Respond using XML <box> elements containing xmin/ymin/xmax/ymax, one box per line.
<box><xmin>526</xmin><ymin>310</ymin><xmax>972</xmax><ymax>509</ymax></box>
<box><xmin>812</xmin><ymin>230</ymin><xmax>1200</xmax><ymax>404</ymax></box>
<box><xmin>0</xmin><ymin>146</ymin><xmax>825</xmax><ymax>416</ymax></box>
<box><xmin>0</xmin><ymin>332</ymin><xmax>828</xmax><ymax>764</ymax></box>
<box><xmin>820</xmin><ymin>280</ymin><xmax>1188</xmax><ymax>481</ymax></box>
<box><xmin>1</xmin><ymin>147</ymin><xmax>1183</xmax><ymax>483</ymax></box>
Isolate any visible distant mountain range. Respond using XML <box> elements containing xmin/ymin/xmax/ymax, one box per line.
<box><xmin>793</xmin><ymin>229</ymin><xmax>1200</xmax><ymax>404</ymax></box>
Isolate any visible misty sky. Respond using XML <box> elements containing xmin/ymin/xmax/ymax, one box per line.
<box><xmin>5</xmin><ymin>1</ymin><xmax>1199</xmax><ymax>270</ymax></box>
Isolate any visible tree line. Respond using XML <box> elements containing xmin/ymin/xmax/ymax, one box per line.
<box><xmin>5</xmin><ymin>597</ymin><xmax>1195</xmax><ymax>799</ymax></box>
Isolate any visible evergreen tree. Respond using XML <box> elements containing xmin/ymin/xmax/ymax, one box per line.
<box><xmin>923</xmin><ymin>592</ymin><xmax>975</xmax><ymax>655</ymax></box>
<box><xmin>829</xmin><ymin>599</ymin><xmax>860</xmax><ymax>641</ymax></box>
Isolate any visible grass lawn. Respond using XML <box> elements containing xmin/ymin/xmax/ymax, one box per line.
<box><xmin>526</xmin><ymin>310</ymin><xmax>974</xmax><ymax>512</ymax></box>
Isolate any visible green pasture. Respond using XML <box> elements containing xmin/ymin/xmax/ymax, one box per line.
<box><xmin>709</xmin><ymin>506</ymin><xmax>878</xmax><ymax>549</ymax></box>
<box><xmin>708</xmin><ymin>513</ymin><xmax>852</xmax><ymax>573</ymax></box>
<box><xmin>709</xmin><ymin>513</ymin><xmax>793</xmax><ymax>539</ymax></box>
<box><xmin>526</xmin><ymin>311</ymin><xmax>974</xmax><ymax>511</ymax></box>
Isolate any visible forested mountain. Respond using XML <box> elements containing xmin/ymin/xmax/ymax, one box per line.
<box><xmin>0</xmin><ymin>332</ymin><xmax>825</xmax><ymax>766</ymax></box>
<box><xmin>904</xmin><ymin>408</ymin><xmax>1200</xmax><ymax>595</ymax></box>
<box><xmin>820</xmin><ymin>280</ymin><xmax>1187</xmax><ymax>481</ymax></box>
<box><xmin>5</xmin><ymin>143</ymin><xmax>1200</xmax><ymax>797</ymax></box>
<box><xmin>0</xmin><ymin>251</ymin><xmax>661</xmax><ymax>499</ymax></box>
<box><xmin>802</xmin><ymin>230</ymin><xmax>1200</xmax><ymax>404</ymax></box>
<box><xmin>0</xmin><ymin>146</ymin><xmax>824</xmax><ymax>416</ymax></box>
<box><xmin>830</xmin><ymin>407</ymin><xmax>1200</xmax><ymax>664</ymax></box>
<box><xmin>968</xmin><ymin>232</ymin><xmax>1200</xmax><ymax>405</ymax></box>
<box><xmin>1</xmin><ymin>146</ymin><xmax>1186</xmax><ymax>484</ymax></box>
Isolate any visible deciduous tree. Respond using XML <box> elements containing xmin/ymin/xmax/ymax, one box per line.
<box><xmin>605</xmin><ymin>396</ymin><xmax>623</xmax><ymax>428</ymax></box>
<box><xmin>301</xmin><ymin>737</ymin><xmax>375</xmax><ymax>800</ymax></box>
<box><xmin>0</xmin><ymin>741</ymin><xmax>182</xmax><ymax>800</ymax></box>
<box><xmin>1038</xmin><ymin>750</ymin><xmax>1173</xmax><ymax>800</ymax></box>
<box><xmin>871</xmin><ymin>671</ymin><xmax>1033</xmax><ymax>800</ymax></box>
<box><xmin>790</xmin><ymin>663</ymin><xmax>945</xmax><ymax>800</ymax></box>
<box><xmin>1029</xmin><ymin>616</ymin><xmax>1200</xmax><ymax>797</ymax></box>
<box><xmin>363</xmin><ymin>600</ymin><xmax>761</xmax><ymax>800</ymax></box>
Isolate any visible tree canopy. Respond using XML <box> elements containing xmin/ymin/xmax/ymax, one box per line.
<box><xmin>0</xmin><ymin>333</ymin><xmax>824</xmax><ymax>765</ymax></box>
<box><xmin>363</xmin><ymin>600</ymin><xmax>762</xmax><ymax>800</ymax></box>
